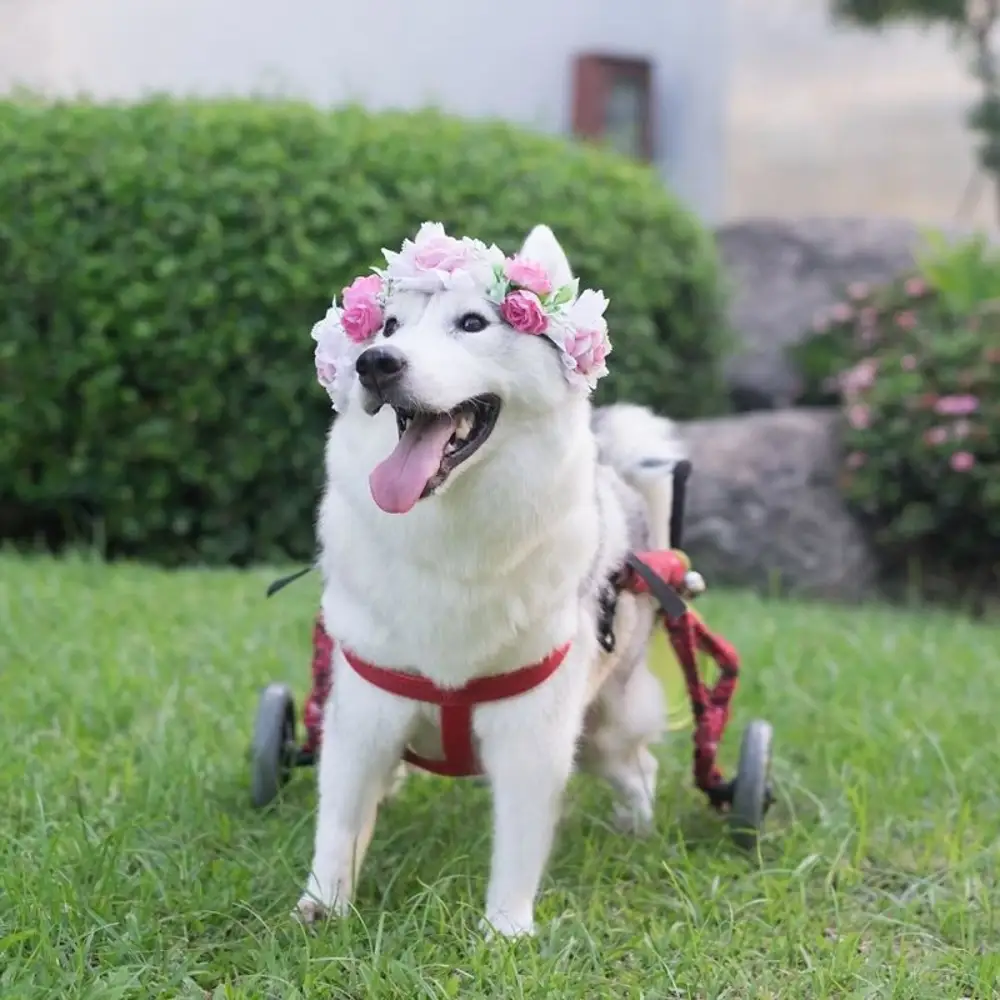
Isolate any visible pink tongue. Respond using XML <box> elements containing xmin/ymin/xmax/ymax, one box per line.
<box><xmin>369</xmin><ymin>413</ymin><xmax>457</xmax><ymax>514</ymax></box>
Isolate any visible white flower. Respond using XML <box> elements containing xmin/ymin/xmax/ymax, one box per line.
<box><xmin>311</xmin><ymin>300</ymin><xmax>359</xmax><ymax>412</ymax></box>
<box><xmin>566</xmin><ymin>288</ymin><xmax>609</xmax><ymax>332</ymax></box>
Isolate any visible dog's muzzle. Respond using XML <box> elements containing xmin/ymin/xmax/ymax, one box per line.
<box><xmin>356</xmin><ymin>345</ymin><xmax>408</xmax><ymax>406</ymax></box>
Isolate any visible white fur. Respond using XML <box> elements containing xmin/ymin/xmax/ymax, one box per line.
<box><xmin>297</xmin><ymin>224</ymin><xmax>689</xmax><ymax>936</ymax></box>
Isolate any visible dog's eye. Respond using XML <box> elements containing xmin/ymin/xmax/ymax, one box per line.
<box><xmin>382</xmin><ymin>317</ymin><xmax>399</xmax><ymax>338</ymax></box>
<box><xmin>457</xmin><ymin>312</ymin><xmax>489</xmax><ymax>333</ymax></box>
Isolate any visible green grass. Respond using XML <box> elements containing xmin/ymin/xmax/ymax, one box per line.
<box><xmin>1</xmin><ymin>552</ymin><xmax>998</xmax><ymax>999</ymax></box>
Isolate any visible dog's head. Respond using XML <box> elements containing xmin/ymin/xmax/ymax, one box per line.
<box><xmin>312</xmin><ymin>222</ymin><xmax>612</xmax><ymax>514</ymax></box>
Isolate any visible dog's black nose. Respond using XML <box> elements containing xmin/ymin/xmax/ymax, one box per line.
<box><xmin>355</xmin><ymin>346</ymin><xmax>407</xmax><ymax>394</ymax></box>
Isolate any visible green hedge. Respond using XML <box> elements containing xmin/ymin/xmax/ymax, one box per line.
<box><xmin>0</xmin><ymin>97</ymin><xmax>729</xmax><ymax>566</ymax></box>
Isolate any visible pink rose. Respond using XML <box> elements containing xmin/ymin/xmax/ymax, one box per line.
<box><xmin>504</xmin><ymin>256</ymin><xmax>553</xmax><ymax>297</ymax></box>
<box><xmin>900</xmin><ymin>354</ymin><xmax>917</xmax><ymax>371</ymax></box>
<box><xmin>846</xmin><ymin>451</ymin><xmax>867</xmax><ymax>469</ymax></box>
<box><xmin>840</xmin><ymin>358</ymin><xmax>878</xmax><ymax>397</ymax></box>
<box><xmin>340</xmin><ymin>274</ymin><xmax>384</xmax><ymax>343</ymax></box>
<box><xmin>895</xmin><ymin>310</ymin><xmax>917</xmax><ymax>330</ymax></box>
<box><xmin>412</xmin><ymin>235</ymin><xmax>470</xmax><ymax>273</ymax></box>
<box><xmin>923</xmin><ymin>426</ymin><xmax>947</xmax><ymax>446</ymax></box>
<box><xmin>500</xmin><ymin>289</ymin><xmax>549</xmax><ymax>334</ymax></box>
<box><xmin>950</xmin><ymin>450</ymin><xmax>975</xmax><ymax>472</ymax></box>
<box><xmin>830</xmin><ymin>303</ymin><xmax>854</xmax><ymax>323</ymax></box>
<box><xmin>848</xmin><ymin>282</ymin><xmax>870</xmax><ymax>301</ymax></box>
<box><xmin>563</xmin><ymin>327</ymin><xmax>609</xmax><ymax>377</ymax></box>
<box><xmin>934</xmin><ymin>394</ymin><xmax>979</xmax><ymax>416</ymax></box>
<box><xmin>847</xmin><ymin>403</ymin><xmax>870</xmax><ymax>429</ymax></box>
<box><xmin>904</xmin><ymin>277</ymin><xmax>928</xmax><ymax>297</ymax></box>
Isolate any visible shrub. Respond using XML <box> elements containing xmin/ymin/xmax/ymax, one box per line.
<box><xmin>0</xmin><ymin>97</ymin><xmax>729</xmax><ymax>566</ymax></box>
<box><xmin>796</xmin><ymin>234</ymin><xmax>1000</xmax><ymax>592</ymax></box>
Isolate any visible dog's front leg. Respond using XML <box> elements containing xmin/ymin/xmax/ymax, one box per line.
<box><xmin>296</xmin><ymin>657</ymin><xmax>413</xmax><ymax>924</ymax></box>
<box><xmin>477</xmin><ymin>669</ymin><xmax>586</xmax><ymax>938</ymax></box>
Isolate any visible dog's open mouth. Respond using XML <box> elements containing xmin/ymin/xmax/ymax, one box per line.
<box><xmin>369</xmin><ymin>394</ymin><xmax>501</xmax><ymax>514</ymax></box>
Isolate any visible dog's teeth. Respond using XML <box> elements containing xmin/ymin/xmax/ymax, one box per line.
<box><xmin>454</xmin><ymin>414</ymin><xmax>474</xmax><ymax>442</ymax></box>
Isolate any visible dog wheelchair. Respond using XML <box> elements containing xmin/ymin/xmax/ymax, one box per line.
<box><xmin>249</xmin><ymin>460</ymin><xmax>775</xmax><ymax>849</ymax></box>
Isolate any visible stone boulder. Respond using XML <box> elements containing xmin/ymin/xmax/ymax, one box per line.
<box><xmin>715</xmin><ymin>216</ymin><xmax>991</xmax><ymax>411</ymax></box>
<box><xmin>677</xmin><ymin>408</ymin><xmax>878</xmax><ymax>600</ymax></box>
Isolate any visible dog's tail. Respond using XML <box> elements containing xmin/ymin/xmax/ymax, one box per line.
<box><xmin>592</xmin><ymin>404</ymin><xmax>688</xmax><ymax>550</ymax></box>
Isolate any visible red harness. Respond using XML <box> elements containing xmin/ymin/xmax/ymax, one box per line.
<box><xmin>301</xmin><ymin>550</ymin><xmax>740</xmax><ymax>806</ymax></box>
<box><xmin>341</xmin><ymin>643</ymin><xmax>569</xmax><ymax>776</ymax></box>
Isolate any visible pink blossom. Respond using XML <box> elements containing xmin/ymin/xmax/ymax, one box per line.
<box><xmin>846</xmin><ymin>451</ymin><xmax>867</xmax><ymax>469</ymax></box>
<box><xmin>563</xmin><ymin>326</ymin><xmax>610</xmax><ymax>378</ymax></box>
<box><xmin>934</xmin><ymin>394</ymin><xmax>980</xmax><ymax>416</ymax></box>
<box><xmin>830</xmin><ymin>303</ymin><xmax>854</xmax><ymax>323</ymax></box>
<box><xmin>340</xmin><ymin>274</ymin><xmax>384</xmax><ymax>343</ymax></box>
<box><xmin>848</xmin><ymin>282</ymin><xmax>870</xmax><ymax>300</ymax></box>
<box><xmin>924</xmin><ymin>426</ymin><xmax>947</xmax><ymax>446</ymax></box>
<box><xmin>950</xmin><ymin>450</ymin><xmax>976</xmax><ymax>472</ymax></box>
<box><xmin>412</xmin><ymin>234</ymin><xmax>471</xmax><ymax>273</ymax></box>
<box><xmin>504</xmin><ymin>256</ymin><xmax>553</xmax><ymax>297</ymax></box>
<box><xmin>895</xmin><ymin>310</ymin><xmax>917</xmax><ymax>330</ymax></box>
<box><xmin>847</xmin><ymin>403</ymin><xmax>871</xmax><ymax>429</ymax></box>
<box><xmin>840</xmin><ymin>358</ymin><xmax>878</xmax><ymax>396</ymax></box>
<box><xmin>500</xmin><ymin>289</ymin><xmax>549</xmax><ymax>334</ymax></box>
<box><xmin>900</xmin><ymin>354</ymin><xmax>917</xmax><ymax>371</ymax></box>
<box><xmin>859</xmin><ymin>306</ymin><xmax>879</xmax><ymax>326</ymax></box>
<box><xmin>812</xmin><ymin>315</ymin><xmax>831</xmax><ymax>334</ymax></box>
<box><xmin>904</xmin><ymin>277</ymin><xmax>928</xmax><ymax>297</ymax></box>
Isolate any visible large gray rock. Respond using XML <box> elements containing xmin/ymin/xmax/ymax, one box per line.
<box><xmin>715</xmin><ymin>216</ymin><xmax>990</xmax><ymax>411</ymax></box>
<box><xmin>678</xmin><ymin>408</ymin><xmax>877</xmax><ymax>599</ymax></box>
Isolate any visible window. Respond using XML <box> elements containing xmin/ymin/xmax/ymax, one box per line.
<box><xmin>571</xmin><ymin>54</ymin><xmax>653</xmax><ymax>161</ymax></box>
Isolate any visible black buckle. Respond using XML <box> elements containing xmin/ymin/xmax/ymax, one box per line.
<box><xmin>624</xmin><ymin>553</ymin><xmax>687</xmax><ymax>623</ymax></box>
<box><xmin>596</xmin><ymin>583</ymin><xmax>618</xmax><ymax>653</ymax></box>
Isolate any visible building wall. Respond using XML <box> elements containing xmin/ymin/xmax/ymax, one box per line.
<box><xmin>0</xmin><ymin>0</ymin><xmax>730</xmax><ymax>221</ymax></box>
<box><xmin>727</xmin><ymin>0</ymin><xmax>995</xmax><ymax>230</ymax></box>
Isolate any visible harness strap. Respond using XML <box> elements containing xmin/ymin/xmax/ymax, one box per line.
<box><xmin>341</xmin><ymin>642</ymin><xmax>571</xmax><ymax>777</ymax></box>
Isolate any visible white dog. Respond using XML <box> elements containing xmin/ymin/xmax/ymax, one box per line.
<box><xmin>299</xmin><ymin>222</ymin><xmax>687</xmax><ymax>937</ymax></box>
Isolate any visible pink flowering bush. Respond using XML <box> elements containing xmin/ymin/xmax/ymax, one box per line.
<box><xmin>799</xmin><ymin>235</ymin><xmax>1000</xmax><ymax>589</ymax></box>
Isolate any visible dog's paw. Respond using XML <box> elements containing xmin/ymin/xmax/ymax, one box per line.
<box><xmin>294</xmin><ymin>891</ymin><xmax>351</xmax><ymax>927</ymax></box>
<box><xmin>612</xmin><ymin>803</ymin><xmax>654</xmax><ymax>838</ymax></box>
<box><xmin>293</xmin><ymin>895</ymin><xmax>328</xmax><ymax>927</ymax></box>
<box><xmin>479</xmin><ymin>913</ymin><xmax>536</xmax><ymax>940</ymax></box>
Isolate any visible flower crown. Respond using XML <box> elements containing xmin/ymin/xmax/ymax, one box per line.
<box><xmin>312</xmin><ymin>222</ymin><xmax>612</xmax><ymax>412</ymax></box>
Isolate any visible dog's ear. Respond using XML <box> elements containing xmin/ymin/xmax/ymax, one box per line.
<box><xmin>518</xmin><ymin>224</ymin><xmax>574</xmax><ymax>290</ymax></box>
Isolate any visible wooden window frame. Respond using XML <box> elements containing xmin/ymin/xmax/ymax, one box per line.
<box><xmin>571</xmin><ymin>53</ymin><xmax>654</xmax><ymax>161</ymax></box>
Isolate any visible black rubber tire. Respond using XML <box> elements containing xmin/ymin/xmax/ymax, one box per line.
<box><xmin>728</xmin><ymin>719</ymin><xmax>774</xmax><ymax>850</ymax></box>
<box><xmin>250</xmin><ymin>683</ymin><xmax>297</xmax><ymax>809</ymax></box>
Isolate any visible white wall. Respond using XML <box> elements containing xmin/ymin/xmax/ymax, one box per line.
<box><xmin>727</xmin><ymin>0</ymin><xmax>995</xmax><ymax>229</ymax></box>
<box><xmin>0</xmin><ymin>0</ymin><xmax>729</xmax><ymax>221</ymax></box>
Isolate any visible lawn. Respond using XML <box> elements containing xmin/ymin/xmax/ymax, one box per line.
<box><xmin>1</xmin><ymin>552</ymin><xmax>998</xmax><ymax>1000</ymax></box>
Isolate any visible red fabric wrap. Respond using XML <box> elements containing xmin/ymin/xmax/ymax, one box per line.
<box><xmin>660</xmin><ymin>610</ymin><xmax>739</xmax><ymax>804</ymax></box>
<box><xmin>302</xmin><ymin>614</ymin><xmax>334</xmax><ymax>755</ymax></box>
